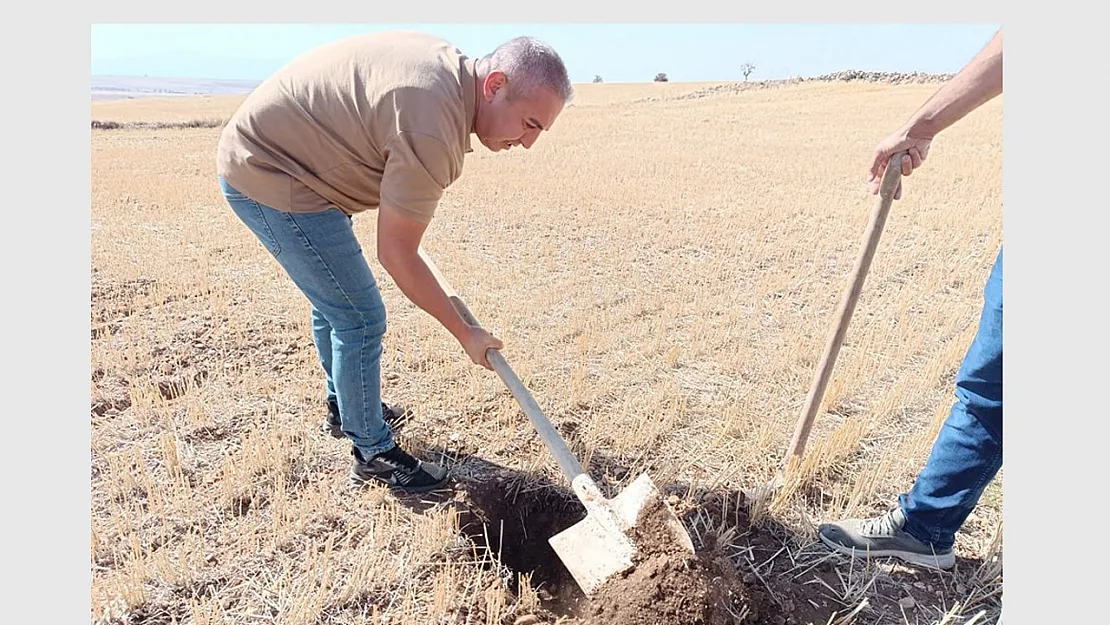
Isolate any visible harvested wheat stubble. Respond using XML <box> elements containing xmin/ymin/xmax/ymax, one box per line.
<box><xmin>578</xmin><ymin>494</ymin><xmax>755</xmax><ymax>625</ymax></box>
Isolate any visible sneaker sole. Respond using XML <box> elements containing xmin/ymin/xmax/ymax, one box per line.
<box><xmin>818</xmin><ymin>533</ymin><xmax>955</xmax><ymax>570</ymax></box>
<box><xmin>349</xmin><ymin>470</ymin><xmax>451</xmax><ymax>494</ymax></box>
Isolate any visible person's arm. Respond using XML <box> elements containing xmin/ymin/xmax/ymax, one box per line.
<box><xmin>376</xmin><ymin>206</ymin><xmax>503</xmax><ymax>370</ymax></box>
<box><xmin>904</xmin><ymin>29</ymin><xmax>1003</xmax><ymax>140</ymax></box>
<box><xmin>869</xmin><ymin>29</ymin><xmax>1002</xmax><ymax>198</ymax></box>
<box><xmin>376</xmin><ymin>207</ymin><xmax>467</xmax><ymax>339</ymax></box>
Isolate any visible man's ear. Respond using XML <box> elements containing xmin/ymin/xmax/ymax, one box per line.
<box><xmin>483</xmin><ymin>70</ymin><xmax>507</xmax><ymax>101</ymax></box>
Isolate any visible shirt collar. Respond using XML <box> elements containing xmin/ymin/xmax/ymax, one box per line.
<box><xmin>461</xmin><ymin>56</ymin><xmax>477</xmax><ymax>154</ymax></box>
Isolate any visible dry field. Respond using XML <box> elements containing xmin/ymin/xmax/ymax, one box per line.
<box><xmin>91</xmin><ymin>79</ymin><xmax>1003</xmax><ymax>625</ymax></box>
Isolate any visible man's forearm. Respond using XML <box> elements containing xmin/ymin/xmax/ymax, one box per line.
<box><xmin>380</xmin><ymin>250</ymin><xmax>471</xmax><ymax>342</ymax></box>
<box><xmin>905</xmin><ymin>29</ymin><xmax>1003</xmax><ymax>139</ymax></box>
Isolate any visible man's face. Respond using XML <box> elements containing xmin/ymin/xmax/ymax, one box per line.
<box><xmin>475</xmin><ymin>70</ymin><xmax>564</xmax><ymax>152</ymax></box>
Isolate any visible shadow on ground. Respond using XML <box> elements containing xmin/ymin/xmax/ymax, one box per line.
<box><xmin>379</xmin><ymin>438</ymin><xmax>1000</xmax><ymax>625</ymax></box>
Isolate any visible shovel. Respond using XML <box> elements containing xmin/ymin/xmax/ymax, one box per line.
<box><xmin>783</xmin><ymin>149</ymin><xmax>908</xmax><ymax>467</ymax></box>
<box><xmin>742</xmin><ymin>151</ymin><xmax>908</xmax><ymax>516</ymax></box>
<box><xmin>418</xmin><ymin>247</ymin><xmax>696</xmax><ymax>596</ymax></box>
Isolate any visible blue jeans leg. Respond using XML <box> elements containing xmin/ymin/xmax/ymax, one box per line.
<box><xmin>218</xmin><ymin>178</ymin><xmax>394</xmax><ymax>459</ymax></box>
<box><xmin>311</xmin><ymin>304</ymin><xmax>338</xmax><ymax>404</ymax></box>
<box><xmin>899</xmin><ymin>248</ymin><xmax>1003</xmax><ymax>551</ymax></box>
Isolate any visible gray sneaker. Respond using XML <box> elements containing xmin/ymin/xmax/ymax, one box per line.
<box><xmin>818</xmin><ymin>507</ymin><xmax>955</xmax><ymax>570</ymax></box>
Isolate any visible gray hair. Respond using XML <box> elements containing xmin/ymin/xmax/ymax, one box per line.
<box><xmin>485</xmin><ymin>36</ymin><xmax>573</xmax><ymax>103</ymax></box>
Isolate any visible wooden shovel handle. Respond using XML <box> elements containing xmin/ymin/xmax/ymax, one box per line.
<box><xmin>784</xmin><ymin>151</ymin><xmax>907</xmax><ymax>466</ymax></box>
<box><xmin>418</xmin><ymin>247</ymin><xmax>589</xmax><ymax>484</ymax></box>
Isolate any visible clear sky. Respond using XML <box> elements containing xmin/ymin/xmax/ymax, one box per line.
<box><xmin>90</xmin><ymin>23</ymin><xmax>1001</xmax><ymax>84</ymax></box>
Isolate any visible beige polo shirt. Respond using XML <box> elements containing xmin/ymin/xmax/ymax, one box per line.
<box><xmin>216</xmin><ymin>31</ymin><xmax>477</xmax><ymax>224</ymax></box>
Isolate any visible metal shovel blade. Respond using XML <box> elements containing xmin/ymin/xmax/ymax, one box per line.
<box><xmin>548</xmin><ymin>472</ymin><xmax>695</xmax><ymax>596</ymax></box>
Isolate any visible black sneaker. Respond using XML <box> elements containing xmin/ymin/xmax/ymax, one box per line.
<box><xmin>324</xmin><ymin>399</ymin><xmax>410</xmax><ymax>439</ymax></box>
<box><xmin>349</xmin><ymin>445</ymin><xmax>450</xmax><ymax>493</ymax></box>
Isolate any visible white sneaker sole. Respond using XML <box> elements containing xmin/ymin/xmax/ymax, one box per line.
<box><xmin>819</xmin><ymin>533</ymin><xmax>956</xmax><ymax>570</ymax></box>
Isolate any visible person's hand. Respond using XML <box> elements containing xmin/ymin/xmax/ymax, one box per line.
<box><xmin>460</xmin><ymin>325</ymin><xmax>504</xmax><ymax>370</ymax></box>
<box><xmin>869</xmin><ymin>129</ymin><xmax>932</xmax><ymax>200</ymax></box>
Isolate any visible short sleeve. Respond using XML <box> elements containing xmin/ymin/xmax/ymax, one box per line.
<box><xmin>380</xmin><ymin>131</ymin><xmax>461</xmax><ymax>224</ymax></box>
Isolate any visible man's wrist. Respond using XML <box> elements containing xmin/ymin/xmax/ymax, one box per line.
<box><xmin>903</xmin><ymin>117</ymin><xmax>938</xmax><ymax>142</ymax></box>
<box><xmin>444</xmin><ymin>315</ymin><xmax>471</xmax><ymax>343</ymax></box>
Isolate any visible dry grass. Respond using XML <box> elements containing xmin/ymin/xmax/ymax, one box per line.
<box><xmin>91</xmin><ymin>79</ymin><xmax>1002</xmax><ymax>624</ymax></box>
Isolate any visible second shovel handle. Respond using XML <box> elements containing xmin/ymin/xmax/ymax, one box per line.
<box><xmin>418</xmin><ymin>248</ymin><xmax>588</xmax><ymax>483</ymax></box>
<box><xmin>784</xmin><ymin>151</ymin><xmax>907</xmax><ymax>465</ymax></box>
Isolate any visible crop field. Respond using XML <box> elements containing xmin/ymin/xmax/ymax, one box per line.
<box><xmin>91</xmin><ymin>78</ymin><xmax>1003</xmax><ymax>625</ymax></box>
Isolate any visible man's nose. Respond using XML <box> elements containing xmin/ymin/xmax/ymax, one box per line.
<box><xmin>521</xmin><ymin>129</ymin><xmax>540</xmax><ymax>149</ymax></box>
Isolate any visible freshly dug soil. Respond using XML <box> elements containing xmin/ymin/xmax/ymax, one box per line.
<box><xmin>446</xmin><ymin>464</ymin><xmax>764</xmax><ymax>625</ymax></box>
<box><xmin>579</xmin><ymin>495</ymin><xmax>755</xmax><ymax>625</ymax></box>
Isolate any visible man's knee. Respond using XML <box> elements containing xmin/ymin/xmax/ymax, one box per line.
<box><xmin>329</xmin><ymin>307</ymin><xmax>387</xmax><ymax>342</ymax></box>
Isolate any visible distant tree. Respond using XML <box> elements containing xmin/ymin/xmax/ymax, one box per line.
<box><xmin>593</xmin><ymin>74</ymin><xmax>603</xmax><ymax>83</ymax></box>
<box><xmin>740</xmin><ymin>63</ymin><xmax>756</xmax><ymax>81</ymax></box>
<box><xmin>654</xmin><ymin>72</ymin><xmax>669</xmax><ymax>82</ymax></box>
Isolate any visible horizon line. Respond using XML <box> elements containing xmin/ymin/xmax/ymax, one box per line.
<box><xmin>91</xmin><ymin>67</ymin><xmax>957</xmax><ymax>86</ymax></box>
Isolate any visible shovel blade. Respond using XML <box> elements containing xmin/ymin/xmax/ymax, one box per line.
<box><xmin>548</xmin><ymin>473</ymin><xmax>695</xmax><ymax>596</ymax></box>
<box><xmin>548</xmin><ymin>504</ymin><xmax>637</xmax><ymax>596</ymax></box>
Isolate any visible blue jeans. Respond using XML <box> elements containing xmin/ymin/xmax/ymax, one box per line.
<box><xmin>899</xmin><ymin>248</ymin><xmax>1003</xmax><ymax>551</ymax></box>
<box><xmin>218</xmin><ymin>178</ymin><xmax>395</xmax><ymax>459</ymax></box>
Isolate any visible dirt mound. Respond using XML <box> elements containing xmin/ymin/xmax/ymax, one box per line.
<box><xmin>583</xmin><ymin>495</ymin><xmax>753</xmax><ymax>625</ymax></box>
<box><xmin>447</xmin><ymin>465</ymin><xmax>760</xmax><ymax>625</ymax></box>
